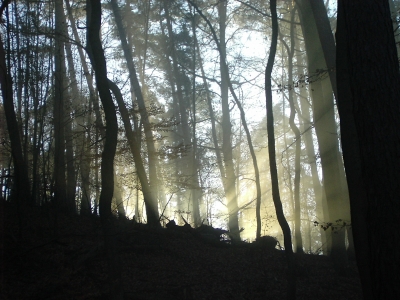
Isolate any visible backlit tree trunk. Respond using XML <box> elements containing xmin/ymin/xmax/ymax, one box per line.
<box><xmin>280</xmin><ymin>7</ymin><xmax>303</xmax><ymax>253</ymax></box>
<box><xmin>265</xmin><ymin>1</ymin><xmax>296</xmax><ymax>298</ymax></box>
<box><xmin>217</xmin><ymin>0</ymin><xmax>240</xmax><ymax>241</ymax></box>
<box><xmin>87</xmin><ymin>1</ymin><xmax>123</xmax><ymax>299</ymax></box>
<box><xmin>336</xmin><ymin>1</ymin><xmax>400</xmax><ymax>298</ymax></box>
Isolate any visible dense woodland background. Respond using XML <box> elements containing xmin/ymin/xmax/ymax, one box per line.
<box><xmin>1</xmin><ymin>0</ymin><xmax>399</xmax><ymax>299</ymax></box>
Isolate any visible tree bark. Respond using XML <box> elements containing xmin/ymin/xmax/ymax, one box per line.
<box><xmin>336</xmin><ymin>1</ymin><xmax>400</xmax><ymax>299</ymax></box>
<box><xmin>53</xmin><ymin>0</ymin><xmax>68</xmax><ymax>213</ymax></box>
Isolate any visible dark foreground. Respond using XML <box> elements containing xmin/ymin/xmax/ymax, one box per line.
<box><xmin>1</xmin><ymin>201</ymin><xmax>362</xmax><ymax>299</ymax></box>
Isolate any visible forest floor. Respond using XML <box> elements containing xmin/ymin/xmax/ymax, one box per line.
<box><xmin>1</xmin><ymin>201</ymin><xmax>362</xmax><ymax>300</ymax></box>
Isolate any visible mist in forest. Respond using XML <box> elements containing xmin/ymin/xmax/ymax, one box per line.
<box><xmin>0</xmin><ymin>0</ymin><xmax>376</xmax><ymax>251</ymax></box>
<box><xmin>2</xmin><ymin>0</ymin><xmax>400</xmax><ymax>299</ymax></box>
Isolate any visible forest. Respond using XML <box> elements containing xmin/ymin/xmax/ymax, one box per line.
<box><xmin>1</xmin><ymin>0</ymin><xmax>399</xmax><ymax>299</ymax></box>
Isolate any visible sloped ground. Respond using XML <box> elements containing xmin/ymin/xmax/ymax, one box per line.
<box><xmin>1</xmin><ymin>201</ymin><xmax>362</xmax><ymax>299</ymax></box>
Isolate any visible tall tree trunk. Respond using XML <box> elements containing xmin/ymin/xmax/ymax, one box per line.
<box><xmin>64</xmin><ymin>92</ymin><xmax>76</xmax><ymax>212</ymax></box>
<box><xmin>22</xmin><ymin>10</ymin><xmax>30</xmax><ymax>167</ymax></box>
<box><xmin>30</xmin><ymin>26</ymin><xmax>44</xmax><ymax>206</ymax></box>
<box><xmin>60</xmin><ymin>1</ymin><xmax>79</xmax><ymax>212</ymax></box>
<box><xmin>0</xmin><ymin>2</ymin><xmax>30</xmax><ymax>205</ymax></box>
<box><xmin>125</xmin><ymin>0</ymin><xmax>167</xmax><ymax>214</ymax></box>
<box><xmin>163</xmin><ymin>1</ymin><xmax>197</xmax><ymax>224</ymax></box>
<box><xmin>217</xmin><ymin>0</ymin><xmax>240</xmax><ymax>241</ymax></box>
<box><xmin>13</xmin><ymin>1</ymin><xmax>23</xmax><ymax>148</ymax></box>
<box><xmin>65</xmin><ymin>38</ymin><xmax>90</xmax><ymax>214</ymax></box>
<box><xmin>164</xmin><ymin>2</ymin><xmax>191</xmax><ymax>146</ymax></box>
<box><xmin>110</xmin><ymin>0</ymin><xmax>160</xmax><ymax>223</ymax></box>
<box><xmin>53</xmin><ymin>0</ymin><xmax>67</xmax><ymax>213</ymax></box>
<box><xmin>280</xmin><ymin>8</ymin><xmax>303</xmax><ymax>253</ymax></box>
<box><xmin>307</xmin><ymin>0</ymin><xmax>356</xmax><ymax>261</ymax></box>
<box><xmin>336</xmin><ymin>1</ymin><xmax>400</xmax><ymax>298</ymax></box>
<box><xmin>159</xmin><ymin>16</ymin><xmax>183</xmax><ymax>216</ymax></box>
<box><xmin>87</xmin><ymin>1</ymin><xmax>124</xmax><ymax>299</ymax></box>
<box><xmin>292</xmin><ymin>24</ymin><xmax>328</xmax><ymax>253</ymax></box>
<box><xmin>265</xmin><ymin>1</ymin><xmax>296</xmax><ymax>299</ymax></box>
<box><xmin>65</xmin><ymin>0</ymin><xmax>97</xmax><ymax>215</ymax></box>
<box><xmin>298</xmin><ymin>86</ymin><xmax>328</xmax><ymax>254</ymax></box>
<box><xmin>297</xmin><ymin>0</ymin><xmax>349</xmax><ymax>268</ymax></box>
<box><xmin>190</xmin><ymin>10</ymin><xmax>202</xmax><ymax>227</ymax></box>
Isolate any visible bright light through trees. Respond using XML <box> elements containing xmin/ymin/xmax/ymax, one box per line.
<box><xmin>1</xmin><ymin>0</ymin><xmax>398</xmax><ymax>273</ymax></box>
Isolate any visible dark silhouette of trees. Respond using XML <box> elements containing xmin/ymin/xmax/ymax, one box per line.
<box><xmin>65</xmin><ymin>0</ymin><xmax>94</xmax><ymax>215</ymax></box>
<box><xmin>3</xmin><ymin>0</ymin><xmax>393</xmax><ymax>298</ymax></box>
<box><xmin>265</xmin><ymin>0</ymin><xmax>296</xmax><ymax>299</ymax></box>
<box><xmin>107</xmin><ymin>79</ymin><xmax>160</xmax><ymax>226</ymax></box>
<box><xmin>53</xmin><ymin>0</ymin><xmax>68</xmax><ymax>213</ymax></box>
<box><xmin>336</xmin><ymin>0</ymin><xmax>400</xmax><ymax>299</ymax></box>
<box><xmin>87</xmin><ymin>1</ymin><xmax>123</xmax><ymax>298</ymax></box>
<box><xmin>110</xmin><ymin>0</ymin><xmax>160</xmax><ymax>226</ymax></box>
<box><xmin>0</xmin><ymin>1</ymin><xmax>30</xmax><ymax>205</ymax></box>
<box><xmin>4</xmin><ymin>1</ymin><xmax>397</xmax><ymax>296</ymax></box>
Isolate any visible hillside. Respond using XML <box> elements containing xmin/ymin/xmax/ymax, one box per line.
<box><xmin>1</xmin><ymin>201</ymin><xmax>362</xmax><ymax>300</ymax></box>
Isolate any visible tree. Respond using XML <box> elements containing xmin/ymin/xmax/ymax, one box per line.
<box><xmin>279</xmin><ymin>6</ymin><xmax>303</xmax><ymax>254</ymax></box>
<box><xmin>297</xmin><ymin>0</ymin><xmax>350</xmax><ymax>266</ymax></box>
<box><xmin>265</xmin><ymin>0</ymin><xmax>296</xmax><ymax>299</ymax></box>
<box><xmin>216</xmin><ymin>0</ymin><xmax>241</xmax><ymax>241</ymax></box>
<box><xmin>307</xmin><ymin>0</ymin><xmax>356</xmax><ymax>260</ymax></box>
<box><xmin>0</xmin><ymin>0</ymin><xmax>30</xmax><ymax>205</ymax></box>
<box><xmin>108</xmin><ymin>79</ymin><xmax>160</xmax><ymax>226</ymax></box>
<box><xmin>110</xmin><ymin>0</ymin><xmax>160</xmax><ymax>226</ymax></box>
<box><xmin>189</xmin><ymin>0</ymin><xmax>262</xmax><ymax>240</ymax></box>
<box><xmin>53</xmin><ymin>0</ymin><xmax>68</xmax><ymax>213</ymax></box>
<box><xmin>111</xmin><ymin>0</ymin><xmax>159</xmax><ymax>226</ymax></box>
<box><xmin>161</xmin><ymin>0</ymin><xmax>203</xmax><ymax>226</ymax></box>
<box><xmin>60</xmin><ymin>2</ymin><xmax>77</xmax><ymax>213</ymax></box>
<box><xmin>65</xmin><ymin>0</ymin><xmax>98</xmax><ymax>215</ymax></box>
<box><xmin>336</xmin><ymin>1</ymin><xmax>400</xmax><ymax>299</ymax></box>
<box><xmin>87</xmin><ymin>1</ymin><xmax>123</xmax><ymax>298</ymax></box>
